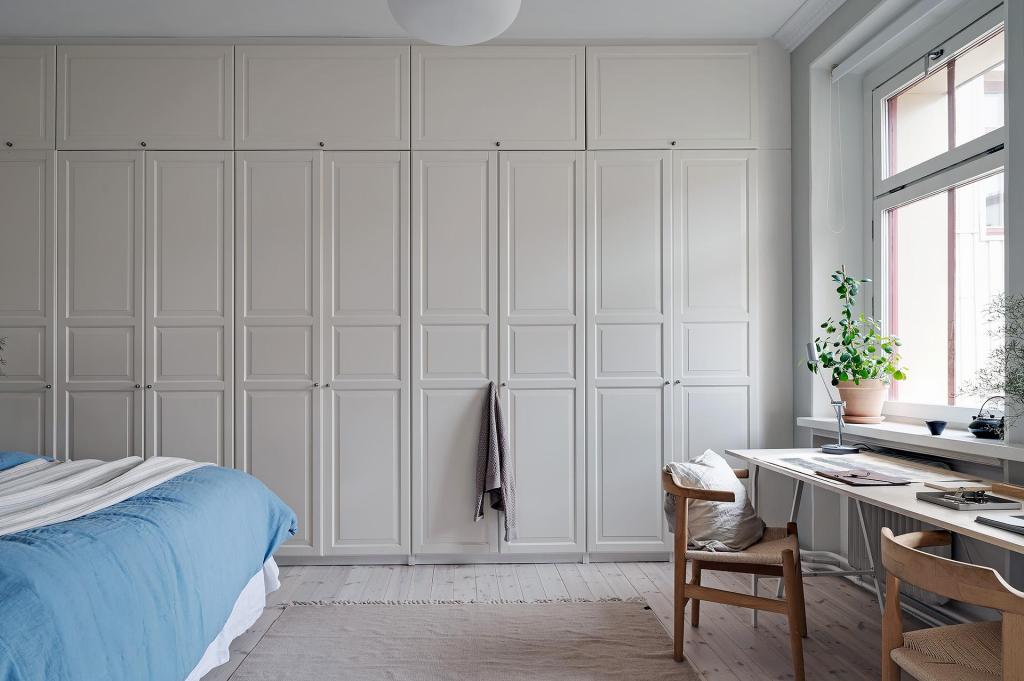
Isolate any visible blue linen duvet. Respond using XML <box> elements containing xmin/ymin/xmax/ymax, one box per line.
<box><xmin>0</xmin><ymin>457</ymin><xmax>297</xmax><ymax>681</ymax></box>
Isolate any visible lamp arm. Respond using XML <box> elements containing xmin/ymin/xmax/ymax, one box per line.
<box><xmin>814</xmin><ymin>367</ymin><xmax>846</xmax><ymax>446</ymax></box>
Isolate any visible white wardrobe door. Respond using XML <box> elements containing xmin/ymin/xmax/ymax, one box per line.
<box><xmin>587</xmin><ymin>46</ymin><xmax>758</xmax><ymax>149</ymax></box>
<box><xmin>412</xmin><ymin>151</ymin><xmax>498</xmax><ymax>555</ymax></box>
<box><xmin>323</xmin><ymin>152</ymin><xmax>410</xmax><ymax>556</ymax></box>
<box><xmin>237</xmin><ymin>151</ymin><xmax>321</xmax><ymax>556</ymax></box>
<box><xmin>412</xmin><ymin>46</ymin><xmax>584</xmax><ymax>150</ymax></box>
<box><xmin>57</xmin><ymin>46</ymin><xmax>233</xmax><ymax>150</ymax></box>
<box><xmin>145</xmin><ymin>152</ymin><xmax>233</xmax><ymax>466</ymax></box>
<box><xmin>0</xmin><ymin>46</ymin><xmax>56</xmax><ymax>150</ymax></box>
<box><xmin>237</xmin><ymin>46</ymin><xmax>410</xmax><ymax>150</ymax></box>
<box><xmin>672</xmin><ymin>150</ymin><xmax>754</xmax><ymax>464</ymax></box>
<box><xmin>57</xmin><ymin>151</ymin><xmax>145</xmax><ymax>461</ymax></box>
<box><xmin>587</xmin><ymin>151</ymin><xmax>672</xmax><ymax>553</ymax></box>
<box><xmin>0</xmin><ymin>151</ymin><xmax>54</xmax><ymax>456</ymax></box>
<box><xmin>498</xmin><ymin>151</ymin><xmax>584</xmax><ymax>554</ymax></box>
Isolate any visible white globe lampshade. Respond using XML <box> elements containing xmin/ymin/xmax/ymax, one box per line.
<box><xmin>387</xmin><ymin>0</ymin><xmax>522</xmax><ymax>46</ymax></box>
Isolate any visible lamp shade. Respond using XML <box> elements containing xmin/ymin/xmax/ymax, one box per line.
<box><xmin>387</xmin><ymin>0</ymin><xmax>522</xmax><ymax>46</ymax></box>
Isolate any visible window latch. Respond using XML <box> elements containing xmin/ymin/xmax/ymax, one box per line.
<box><xmin>928</xmin><ymin>49</ymin><xmax>944</xmax><ymax>61</ymax></box>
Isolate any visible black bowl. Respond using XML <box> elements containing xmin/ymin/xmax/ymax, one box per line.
<box><xmin>924</xmin><ymin>420</ymin><xmax>947</xmax><ymax>436</ymax></box>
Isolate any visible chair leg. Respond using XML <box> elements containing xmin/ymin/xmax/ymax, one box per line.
<box><xmin>782</xmin><ymin>549</ymin><xmax>806</xmax><ymax>681</ymax></box>
<box><xmin>690</xmin><ymin>560</ymin><xmax>702</xmax><ymax>628</ymax></box>
<box><xmin>673</xmin><ymin>501</ymin><xmax>688</xmax><ymax>662</ymax></box>
<box><xmin>787</xmin><ymin>521</ymin><xmax>808</xmax><ymax>637</ymax></box>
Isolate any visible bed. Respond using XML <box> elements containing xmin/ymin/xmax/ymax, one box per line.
<box><xmin>0</xmin><ymin>452</ymin><xmax>297</xmax><ymax>681</ymax></box>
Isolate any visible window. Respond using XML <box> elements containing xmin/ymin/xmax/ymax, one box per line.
<box><xmin>872</xmin><ymin>8</ymin><xmax>1006</xmax><ymax>411</ymax></box>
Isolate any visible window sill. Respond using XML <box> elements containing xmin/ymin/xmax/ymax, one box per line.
<box><xmin>796</xmin><ymin>416</ymin><xmax>1024</xmax><ymax>466</ymax></box>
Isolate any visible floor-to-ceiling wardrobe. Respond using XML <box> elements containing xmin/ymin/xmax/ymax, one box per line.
<box><xmin>0</xmin><ymin>40</ymin><xmax>792</xmax><ymax>563</ymax></box>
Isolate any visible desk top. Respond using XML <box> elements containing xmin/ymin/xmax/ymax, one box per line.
<box><xmin>727</xmin><ymin>448</ymin><xmax>1024</xmax><ymax>555</ymax></box>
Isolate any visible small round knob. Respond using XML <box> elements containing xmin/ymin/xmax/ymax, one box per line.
<box><xmin>323</xmin><ymin>383</ymin><xmax>330</xmax><ymax>388</ymax></box>
<box><xmin>663</xmin><ymin>380</ymin><xmax>670</xmax><ymax>386</ymax></box>
<box><xmin>500</xmin><ymin>382</ymin><xmax>507</xmax><ymax>387</ymax></box>
<box><xmin>45</xmin><ymin>384</ymin><xmax>52</xmax><ymax>390</ymax></box>
<box><xmin>139</xmin><ymin>141</ymin><xmax>147</xmax><ymax>148</ymax></box>
<box><xmin>145</xmin><ymin>384</ymin><xmax>153</xmax><ymax>389</ymax></box>
<box><xmin>134</xmin><ymin>384</ymin><xmax>141</xmax><ymax>389</ymax></box>
<box><xmin>319</xmin><ymin>141</ymin><xmax>325</xmax><ymax>147</ymax></box>
<box><xmin>312</xmin><ymin>382</ymin><xmax>320</xmax><ymax>388</ymax></box>
<box><xmin>4</xmin><ymin>141</ymin><xmax>12</xmax><ymax>148</ymax></box>
<box><xmin>674</xmin><ymin>380</ymin><xmax>681</xmax><ymax>385</ymax></box>
<box><xmin>495</xmin><ymin>141</ymin><xmax>501</xmax><ymax>147</ymax></box>
<box><xmin>670</xmin><ymin>140</ymin><xmax>677</xmax><ymax>146</ymax></box>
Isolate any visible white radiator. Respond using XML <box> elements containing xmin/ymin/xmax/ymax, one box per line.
<box><xmin>847</xmin><ymin>499</ymin><xmax>950</xmax><ymax>606</ymax></box>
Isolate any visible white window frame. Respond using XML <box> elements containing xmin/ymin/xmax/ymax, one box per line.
<box><xmin>866</xmin><ymin>1</ymin><xmax>1007</xmax><ymax>423</ymax></box>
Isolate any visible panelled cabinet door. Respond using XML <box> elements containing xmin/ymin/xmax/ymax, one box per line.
<box><xmin>0</xmin><ymin>151</ymin><xmax>55</xmax><ymax>456</ymax></box>
<box><xmin>145</xmin><ymin>152</ymin><xmax>233</xmax><ymax>467</ymax></box>
<box><xmin>498</xmin><ymin>151</ymin><xmax>585</xmax><ymax>554</ymax></box>
<box><xmin>57</xmin><ymin>151</ymin><xmax>145</xmax><ymax>461</ymax></box>
<box><xmin>412</xmin><ymin>151</ymin><xmax>499</xmax><ymax>555</ymax></box>
<box><xmin>323</xmin><ymin>152</ymin><xmax>410</xmax><ymax>556</ymax></box>
<box><xmin>412</xmin><ymin>47</ymin><xmax>584</xmax><ymax>150</ymax></box>
<box><xmin>672</xmin><ymin>150</ymin><xmax>754</xmax><ymax>464</ymax></box>
<box><xmin>236</xmin><ymin>151</ymin><xmax>322</xmax><ymax>556</ymax></box>
<box><xmin>237</xmin><ymin>46</ymin><xmax>410</xmax><ymax>150</ymax></box>
<box><xmin>586</xmin><ymin>151</ymin><xmax>672</xmax><ymax>553</ymax></box>
<box><xmin>58</xmin><ymin>46</ymin><xmax>233</xmax><ymax>150</ymax></box>
<box><xmin>0</xmin><ymin>46</ymin><xmax>56</xmax><ymax>150</ymax></box>
<box><xmin>587</xmin><ymin>46</ymin><xmax>758</xmax><ymax>149</ymax></box>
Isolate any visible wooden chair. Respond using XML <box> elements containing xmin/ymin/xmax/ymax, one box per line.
<box><xmin>881</xmin><ymin>528</ymin><xmax>1024</xmax><ymax>681</ymax></box>
<box><xmin>662</xmin><ymin>468</ymin><xmax>808</xmax><ymax>681</ymax></box>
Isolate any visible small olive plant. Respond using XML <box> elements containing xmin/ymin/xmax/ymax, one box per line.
<box><xmin>960</xmin><ymin>293</ymin><xmax>1024</xmax><ymax>423</ymax></box>
<box><xmin>808</xmin><ymin>267</ymin><xmax>908</xmax><ymax>385</ymax></box>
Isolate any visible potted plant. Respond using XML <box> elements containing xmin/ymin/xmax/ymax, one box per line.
<box><xmin>960</xmin><ymin>293</ymin><xmax>1024</xmax><ymax>438</ymax></box>
<box><xmin>807</xmin><ymin>267</ymin><xmax>907</xmax><ymax>423</ymax></box>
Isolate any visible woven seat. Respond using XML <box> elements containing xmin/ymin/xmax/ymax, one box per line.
<box><xmin>686</xmin><ymin>526</ymin><xmax>796</xmax><ymax>565</ymax></box>
<box><xmin>881</xmin><ymin>528</ymin><xmax>1024</xmax><ymax>681</ymax></box>
<box><xmin>888</xmin><ymin>621</ymin><xmax>1002</xmax><ymax>681</ymax></box>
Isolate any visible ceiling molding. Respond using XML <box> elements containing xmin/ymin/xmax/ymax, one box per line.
<box><xmin>773</xmin><ymin>0</ymin><xmax>847</xmax><ymax>51</ymax></box>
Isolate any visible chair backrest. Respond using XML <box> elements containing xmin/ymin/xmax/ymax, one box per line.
<box><xmin>880</xmin><ymin>528</ymin><xmax>1024</xmax><ymax>615</ymax></box>
<box><xmin>661</xmin><ymin>470</ymin><xmax>736</xmax><ymax>503</ymax></box>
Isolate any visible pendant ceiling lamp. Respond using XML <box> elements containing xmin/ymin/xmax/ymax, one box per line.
<box><xmin>387</xmin><ymin>0</ymin><xmax>522</xmax><ymax>46</ymax></box>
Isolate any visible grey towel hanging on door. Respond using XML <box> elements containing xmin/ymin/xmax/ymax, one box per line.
<box><xmin>475</xmin><ymin>382</ymin><xmax>518</xmax><ymax>541</ymax></box>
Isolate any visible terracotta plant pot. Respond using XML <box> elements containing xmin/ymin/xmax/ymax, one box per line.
<box><xmin>836</xmin><ymin>379</ymin><xmax>887</xmax><ymax>424</ymax></box>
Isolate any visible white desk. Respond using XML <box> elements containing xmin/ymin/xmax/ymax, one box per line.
<box><xmin>726</xmin><ymin>448</ymin><xmax>1024</xmax><ymax>614</ymax></box>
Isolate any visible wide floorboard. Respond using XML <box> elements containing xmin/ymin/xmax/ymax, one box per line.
<box><xmin>205</xmin><ymin>562</ymin><xmax>911</xmax><ymax>681</ymax></box>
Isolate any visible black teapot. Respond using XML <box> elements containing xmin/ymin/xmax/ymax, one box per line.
<box><xmin>968</xmin><ymin>396</ymin><xmax>1005</xmax><ymax>440</ymax></box>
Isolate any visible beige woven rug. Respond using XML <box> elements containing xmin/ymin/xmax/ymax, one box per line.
<box><xmin>230</xmin><ymin>601</ymin><xmax>699</xmax><ymax>680</ymax></box>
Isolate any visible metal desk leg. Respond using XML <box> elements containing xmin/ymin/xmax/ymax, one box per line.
<box><xmin>775</xmin><ymin>480</ymin><xmax>804</xmax><ymax>598</ymax></box>
<box><xmin>855</xmin><ymin>500</ymin><xmax>885</xmax><ymax>613</ymax></box>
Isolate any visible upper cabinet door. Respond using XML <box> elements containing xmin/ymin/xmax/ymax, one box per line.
<box><xmin>413</xmin><ymin>46</ymin><xmax>584</xmax><ymax>150</ymax></box>
<box><xmin>58</xmin><ymin>46</ymin><xmax>233</xmax><ymax>150</ymax></box>
<box><xmin>0</xmin><ymin>46</ymin><xmax>55</xmax><ymax>150</ymax></box>
<box><xmin>237</xmin><ymin>46</ymin><xmax>410</xmax><ymax>150</ymax></box>
<box><xmin>587</xmin><ymin>46</ymin><xmax>759</xmax><ymax>149</ymax></box>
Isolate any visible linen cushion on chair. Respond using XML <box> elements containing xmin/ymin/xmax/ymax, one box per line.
<box><xmin>890</xmin><ymin>620</ymin><xmax>1001</xmax><ymax>681</ymax></box>
<box><xmin>664</xmin><ymin>449</ymin><xmax>765</xmax><ymax>551</ymax></box>
<box><xmin>685</xmin><ymin>526</ymin><xmax>796</xmax><ymax>565</ymax></box>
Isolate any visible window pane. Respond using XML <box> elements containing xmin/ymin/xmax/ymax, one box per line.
<box><xmin>883</xmin><ymin>28</ymin><xmax>1004</xmax><ymax>178</ymax></box>
<box><xmin>884</xmin><ymin>171</ymin><xmax>1004</xmax><ymax>406</ymax></box>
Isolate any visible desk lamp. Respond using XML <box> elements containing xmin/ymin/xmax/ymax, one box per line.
<box><xmin>806</xmin><ymin>342</ymin><xmax>860</xmax><ymax>454</ymax></box>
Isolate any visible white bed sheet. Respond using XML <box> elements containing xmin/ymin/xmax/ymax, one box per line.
<box><xmin>186</xmin><ymin>557</ymin><xmax>280</xmax><ymax>681</ymax></box>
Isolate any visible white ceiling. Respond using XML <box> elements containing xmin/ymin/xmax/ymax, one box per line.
<box><xmin>0</xmin><ymin>0</ymin><xmax>837</xmax><ymax>45</ymax></box>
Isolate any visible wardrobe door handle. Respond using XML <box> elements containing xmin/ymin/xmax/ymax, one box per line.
<box><xmin>673</xmin><ymin>380</ymin><xmax>681</xmax><ymax>385</ymax></box>
<box><xmin>134</xmin><ymin>384</ymin><xmax>142</xmax><ymax>389</ymax></box>
<box><xmin>145</xmin><ymin>384</ymin><xmax>153</xmax><ymax>389</ymax></box>
<box><xmin>139</xmin><ymin>141</ymin><xmax>147</xmax><ymax>148</ymax></box>
<box><xmin>44</xmin><ymin>384</ymin><xmax>52</xmax><ymax>390</ymax></box>
<box><xmin>663</xmin><ymin>381</ymin><xmax>670</xmax><ymax>386</ymax></box>
<box><xmin>323</xmin><ymin>383</ymin><xmax>331</xmax><ymax>388</ymax></box>
<box><xmin>312</xmin><ymin>382</ymin><xmax>320</xmax><ymax>388</ymax></box>
<box><xmin>4</xmin><ymin>141</ymin><xmax>12</xmax><ymax>148</ymax></box>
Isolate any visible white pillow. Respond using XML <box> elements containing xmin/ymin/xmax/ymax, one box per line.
<box><xmin>664</xmin><ymin>449</ymin><xmax>765</xmax><ymax>552</ymax></box>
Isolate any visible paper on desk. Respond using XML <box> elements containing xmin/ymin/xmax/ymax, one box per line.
<box><xmin>776</xmin><ymin>453</ymin><xmax>952</xmax><ymax>483</ymax></box>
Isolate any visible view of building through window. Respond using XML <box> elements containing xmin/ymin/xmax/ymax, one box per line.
<box><xmin>884</xmin><ymin>171</ymin><xmax>1004</xmax><ymax>406</ymax></box>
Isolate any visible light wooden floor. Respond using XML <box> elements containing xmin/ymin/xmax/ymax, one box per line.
<box><xmin>206</xmin><ymin>561</ymin><xmax>910</xmax><ymax>681</ymax></box>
